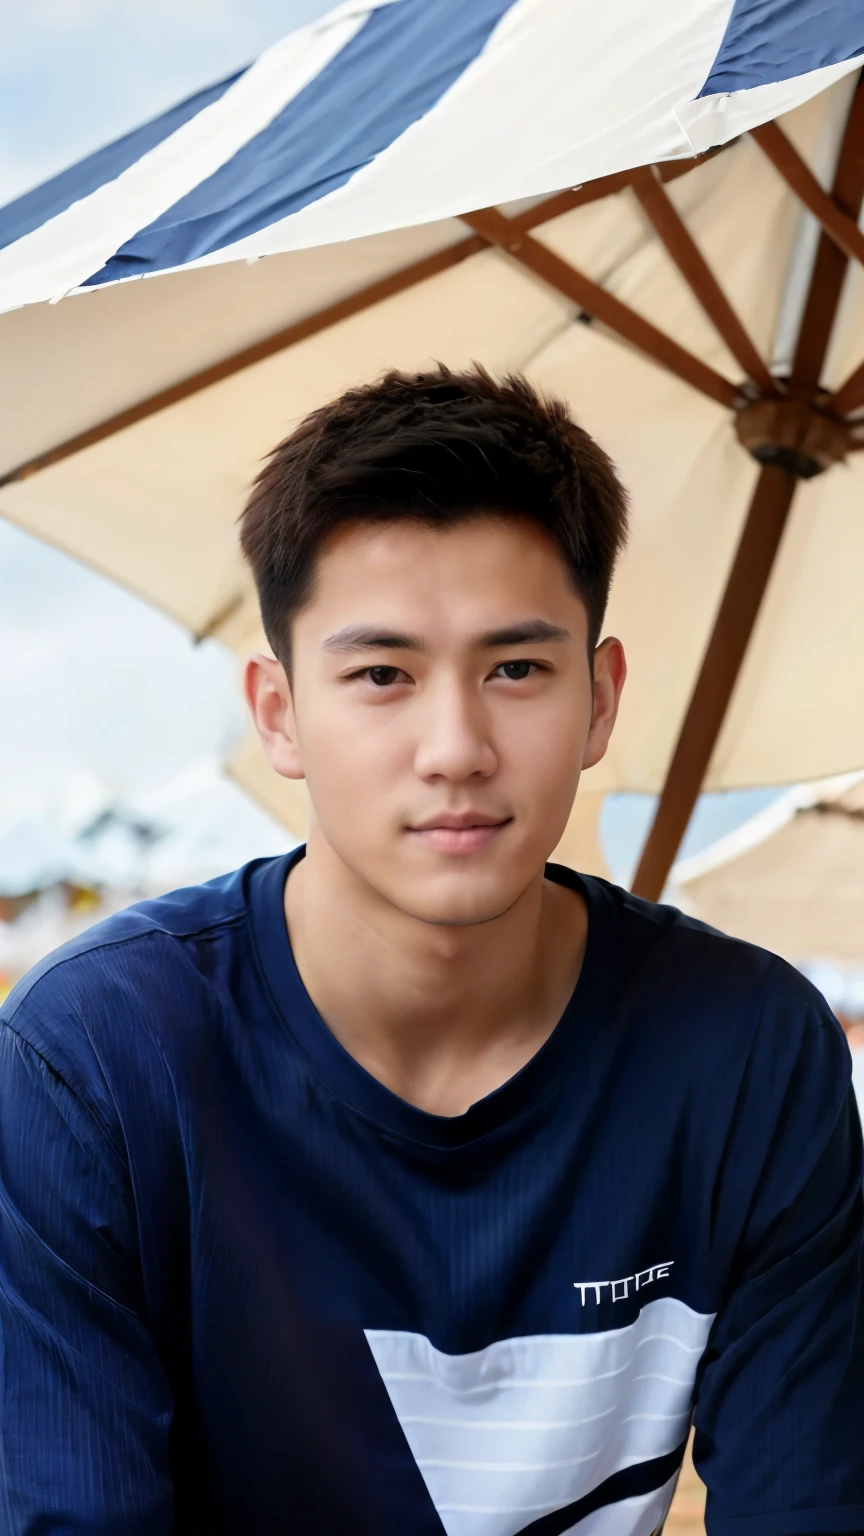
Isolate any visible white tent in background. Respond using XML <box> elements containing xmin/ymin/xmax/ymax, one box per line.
<box><xmin>672</xmin><ymin>772</ymin><xmax>864</xmax><ymax>966</ymax></box>
<box><xmin>2</xmin><ymin>1</ymin><xmax>864</xmax><ymax>890</ymax></box>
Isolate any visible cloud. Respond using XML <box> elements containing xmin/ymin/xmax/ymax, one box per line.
<box><xmin>22</xmin><ymin>0</ymin><xmax>117</xmax><ymax>29</ymax></box>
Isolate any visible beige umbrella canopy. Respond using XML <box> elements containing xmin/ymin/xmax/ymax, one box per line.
<box><xmin>3</xmin><ymin>74</ymin><xmax>864</xmax><ymax>892</ymax></box>
<box><xmin>672</xmin><ymin>773</ymin><xmax>864</xmax><ymax>965</ymax></box>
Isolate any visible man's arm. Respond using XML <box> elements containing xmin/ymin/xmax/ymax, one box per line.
<box><xmin>694</xmin><ymin>984</ymin><xmax>864</xmax><ymax>1536</ymax></box>
<box><xmin>0</xmin><ymin>1017</ymin><xmax>174</xmax><ymax>1535</ymax></box>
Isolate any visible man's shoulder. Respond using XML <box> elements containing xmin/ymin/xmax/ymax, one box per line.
<box><xmin>586</xmin><ymin>873</ymin><xmax>846</xmax><ymax>1064</ymax></box>
<box><xmin>581</xmin><ymin>879</ymin><xmax>853</xmax><ymax>1179</ymax></box>
<box><xmin>4</xmin><ymin>860</ymin><xmax>254</xmax><ymax>1002</ymax></box>
<box><xmin>0</xmin><ymin>858</ymin><xmax>276</xmax><ymax>1094</ymax></box>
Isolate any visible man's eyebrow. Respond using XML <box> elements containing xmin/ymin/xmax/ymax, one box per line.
<box><xmin>476</xmin><ymin>620</ymin><xmax>571</xmax><ymax>647</ymax></box>
<box><xmin>321</xmin><ymin>624</ymin><xmax>427</xmax><ymax>654</ymax></box>
<box><xmin>322</xmin><ymin>620</ymin><xmax>572</xmax><ymax>653</ymax></box>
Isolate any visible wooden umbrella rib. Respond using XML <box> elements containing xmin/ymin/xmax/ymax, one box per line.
<box><xmin>631</xmin><ymin>169</ymin><xmax>778</xmax><ymax>394</ymax></box>
<box><xmin>631</xmin><ymin>78</ymin><xmax>864</xmax><ymax>902</ymax></box>
<box><xmin>825</xmin><ymin>84</ymin><xmax>864</xmax><ymax>412</ymax></box>
<box><xmin>463</xmin><ymin>206</ymin><xmax>738</xmax><ymax>409</ymax></box>
<box><xmin>828</xmin><ymin>355</ymin><xmax>864</xmax><ymax>417</ymax></box>
<box><xmin>791</xmin><ymin>79</ymin><xmax>864</xmax><ymax>392</ymax></box>
<box><xmin>0</xmin><ymin>235</ymin><xmax>488</xmax><ymax>488</ymax></box>
<box><xmin>751</xmin><ymin>119</ymin><xmax>864</xmax><ymax>272</ymax></box>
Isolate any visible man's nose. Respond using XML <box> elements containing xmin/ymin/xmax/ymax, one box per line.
<box><xmin>412</xmin><ymin>678</ymin><xmax>498</xmax><ymax>782</ymax></box>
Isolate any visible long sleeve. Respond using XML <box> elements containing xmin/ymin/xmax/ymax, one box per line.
<box><xmin>0</xmin><ymin>1017</ymin><xmax>174</xmax><ymax>1535</ymax></box>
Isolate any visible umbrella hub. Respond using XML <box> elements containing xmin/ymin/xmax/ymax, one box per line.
<box><xmin>734</xmin><ymin>397</ymin><xmax>850</xmax><ymax>479</ymax></box>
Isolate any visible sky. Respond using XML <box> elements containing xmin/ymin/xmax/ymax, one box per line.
<box><xmin>0</xmin><ymin>0</ymin><xmax>780</xmax><ymax>886</ymax></box>
<box><xmin>0</xmin><ymin>0</ymin><xmax>334</xmax><ymax>204</ymax></box>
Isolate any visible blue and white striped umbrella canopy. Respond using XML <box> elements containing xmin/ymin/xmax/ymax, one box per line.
<box><xmin>0</xmin><ymin>0</ymin><xmax>862</xmax><ymax>305</ymax></box>
<box><xmin>1</xmin><ymin>0</ymin><xmax>864</xmax><ymax>856</ymax></box>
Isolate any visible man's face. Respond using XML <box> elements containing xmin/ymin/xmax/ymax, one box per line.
<box><xmin>250</xmin><ymin>514</ymin><xmax>624</xmax><ymax>926</ymax></box>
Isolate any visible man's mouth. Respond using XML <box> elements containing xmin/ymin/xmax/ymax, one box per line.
<box><xmin>406</xmin><ymin>813</ymin><xmax>513</xmax><ymax>855</ymax></box>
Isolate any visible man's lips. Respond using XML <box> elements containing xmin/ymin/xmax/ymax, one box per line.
<box><xmin>406</xmin><ymin>815</ymin><xmax>513</xmax><ymax>855</ymax></box>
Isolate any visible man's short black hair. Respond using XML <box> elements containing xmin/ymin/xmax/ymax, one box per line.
<box><xmin>239</xmin><ymin>363</ymin><xmax>628</xmax><ymax>661</ymax></box>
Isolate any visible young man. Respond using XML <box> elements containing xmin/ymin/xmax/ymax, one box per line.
<box><xmin>0</xmin><ymin>367</ymin><xmax>862</xmax><ymax>1536</ymax></box>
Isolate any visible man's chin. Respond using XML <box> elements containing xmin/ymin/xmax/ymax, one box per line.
<box><xmin>386</xmin><ymin>871</ymin><xmax>531</xmax><ymax>929</ymax></box>
<box><xmin>318</xmin><ymin>831</ymin><xmax>545</xmax><ymax>926</ymax></box>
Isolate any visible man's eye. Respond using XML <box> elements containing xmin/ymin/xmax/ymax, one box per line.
<box><xmin>367</xmin><ymin>665</ymin><xmax>402</xmax><ymax>687</ymax></box>
<box><xmin>495</xmin><ymin>660</ymin><xmax>536</xmax><ymax>681</ymax></box>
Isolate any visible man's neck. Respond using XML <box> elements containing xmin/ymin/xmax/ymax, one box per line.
<box><xmin>283</xmin><ymin>833</ymin><xmax>588</xmax><ymax>1117</ymax></box>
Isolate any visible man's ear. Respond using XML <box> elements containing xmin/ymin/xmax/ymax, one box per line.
<box><xmin>582</xmin><ymin>636</ymin><xmax>626</xmax><ymax>771</ymax></box>
<box><xmin>244</xmin><ymin>653</ymin><xmax>305</xmax><ymax>781</ymax></box>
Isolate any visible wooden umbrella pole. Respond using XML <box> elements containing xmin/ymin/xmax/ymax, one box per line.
<box><xmin>631</xmin><ymin>74</ymin><xmax>864</xmax><ymax>902</ymax></box>
<box><xmin>629</xmin><ymin>465</ymin><xmax>798</xmax><ymax>901</ymax></box>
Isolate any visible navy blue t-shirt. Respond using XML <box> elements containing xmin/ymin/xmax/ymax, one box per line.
<box><xmin>0</xmin><ymin>850</ymin><xmax>862</xmax><ymax>1536</ymax></box>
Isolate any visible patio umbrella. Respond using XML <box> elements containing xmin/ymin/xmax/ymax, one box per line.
<box><xmin>672</xmin><ymin>772</ymin><xmax>864</xmax><ymax>966</ymax></box>
<box><xmin>2</xmin><ymin>0</ymin><xmax>864</xmax><ymax>893</ymax></box>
